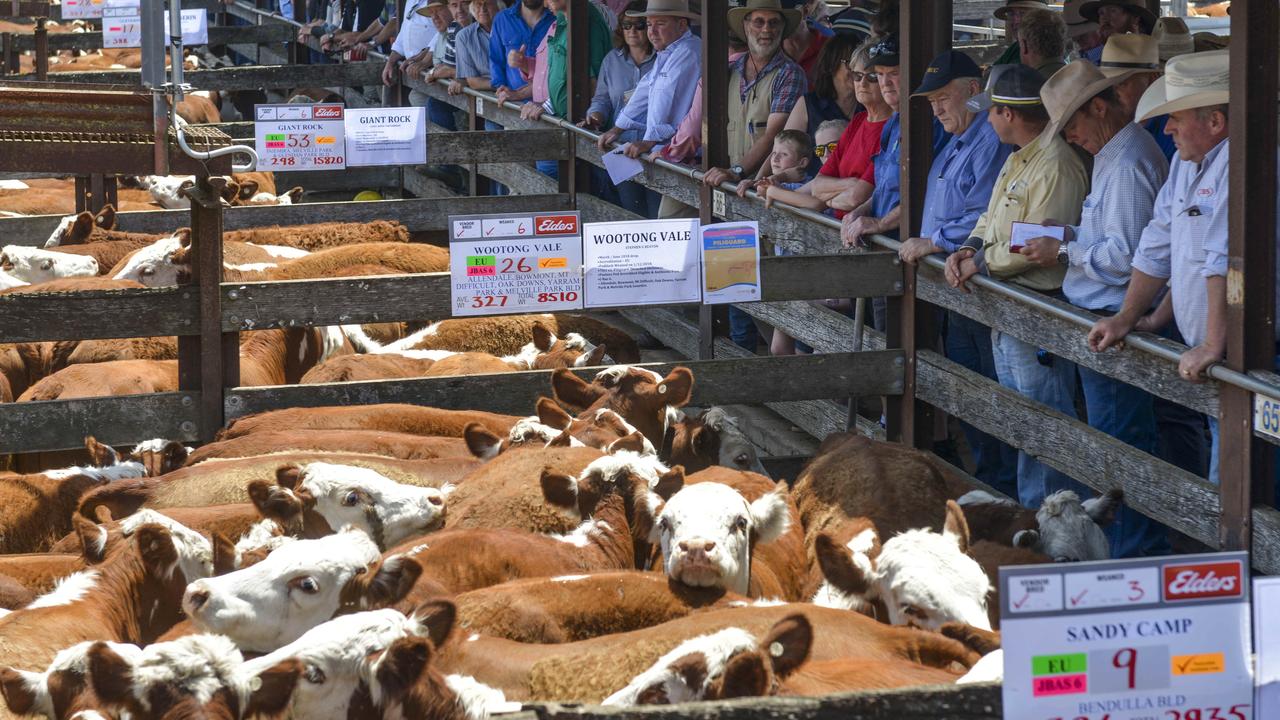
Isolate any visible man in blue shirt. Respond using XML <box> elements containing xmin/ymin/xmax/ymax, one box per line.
<box><xmin>488</xmin><ymin>0</ymin><xmax>553</xmax><ymax>99</ymax></box>
<box><xmin>897</xmin><ymin>49</ymin><xmax>1018</xmax><ymax>496</ymax></box>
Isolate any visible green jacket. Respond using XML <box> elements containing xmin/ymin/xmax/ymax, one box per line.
<box><xmin>546</xmin><ymin>2</ymin><xmax>612</xmax><ymax>117</ymax></box>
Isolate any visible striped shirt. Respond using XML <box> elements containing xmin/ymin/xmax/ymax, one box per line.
<box><xmin>1063</xmin><ymin>122</ymin><xmax>1169</xmax><ymax>312</ymax></box>
<box><xmin>730</xmin><ymin>50</ymin><xmax>806</xmax><ymax>116</ymax></box>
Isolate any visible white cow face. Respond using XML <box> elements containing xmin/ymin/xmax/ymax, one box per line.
<box><xmin>1015</xmin><ymin>489</ymin><xmax>1118</xmax><ymax>562</ymax></box>
<box><xmin>651</xmin><ymin>483</ymin><xmax>789</xmax><ymax>595</ymax></box>
<box><xmin>278</xmin><ymin>463</ymin><xmax>451</xmax><ymax>549</ymax></box>
<box><xmin>111</xmin><ymin>233</ymin><xmax>187</xmax><ymax>286</ymax></box>
<box><xmin>0</xmin><ymin>245</ymin><xmax>98</xmax><ymax>282</ymax></box>
<box><xmin>182</xmin><ymin>528</ymin><xmax>418</xmax><ymax>653</ymax></box>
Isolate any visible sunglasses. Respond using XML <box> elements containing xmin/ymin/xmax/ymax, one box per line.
<box><xmin>852</xmin><ymin>71</ymin><xmax>878</xmax><ymax>83</ymax></box>
<box><xmin>814</xmin><ymin>141</ymin><xmax>838</xmax><ymax>159</ymax></box>
<box><xmin>620</xmin><ymin>20</ymin><xmax>646</xmax><ymax>29</ymax></box>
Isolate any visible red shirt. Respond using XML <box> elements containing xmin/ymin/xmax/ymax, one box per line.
<box><xmin>818</xmin><ymin>111</ymin><xmax>886</xmax><ymax>218</ymax></box>
<box><xmin>792</xmin><ymin>31</ymin><xmax>828</xmax><ymax>91</ymax></box>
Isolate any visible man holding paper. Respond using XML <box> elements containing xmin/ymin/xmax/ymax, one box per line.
<box><xmin>943</xmin><ymin>63</ymin><xmax>1089</xmax><ymax>509</ymax></box>
<box><xmin>1021</xmin><ymin>60</ymin><xmax>1170</xmax><ymax>557</ymax></box>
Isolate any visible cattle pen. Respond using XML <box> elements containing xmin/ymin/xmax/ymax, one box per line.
<box><xmin>0</xmin><ymin>0</ymin><xmax>1274</xmax><ymax>717</ymax></box>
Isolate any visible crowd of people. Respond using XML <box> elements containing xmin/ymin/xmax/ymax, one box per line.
<box><xmin>290</xmin><ymin>0</ymin><xmax>1272</xmax><ymax>560</ymax></box>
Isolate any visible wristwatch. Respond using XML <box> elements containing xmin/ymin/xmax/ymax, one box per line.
<box><xmin>1057</xmin><ymin>241</ymin><xmax>1069</xmax><ymax>266</ymax></box>
<box><xmin>729</xmin><ymin>164</ymin><xmax>745</xmax><ymax>179</ymax></box>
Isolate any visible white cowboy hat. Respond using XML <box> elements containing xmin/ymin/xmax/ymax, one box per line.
<box><xmin>625</xmin><ymin>0</ymin><xmax>700</xmax><ymax>21</ymax></box>
<box><xmin>1097</xmin><ymin>33</ymin><xmax>1159</xmax><ymax>81</ymax></box>
<box><xmin>1042</xmin><ymin>59</ymin><xmax>1126</xmax><ymax>138</ymax></box>
<box><xmin>1135</xmin><ymin>49</ymin><xmax>1229</xmax><ymax>123</ymax></box>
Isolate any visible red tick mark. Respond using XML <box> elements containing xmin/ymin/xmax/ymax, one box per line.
<box><xmin>1070</xmin><ymin>589</ymin><xmax>1088</xmax><ymax>606</ymax></box>
<box><xmin>1013</xmin><ymin>590</ymin><xmax>1031</xmax><ymax>609</ymax></box>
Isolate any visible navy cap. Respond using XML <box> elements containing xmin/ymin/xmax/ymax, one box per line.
<box><xmin>911</xmin><ymin>50</ymin><xmax>983</xmax><ymax>96</ymax></box>
<box><xmin>830</xmin><ymin>5</ymin><xmax>873</xmax><ymax>38</ymax></box>
<box><xmin>965</xmin><ymin>63</ymin><xmax>1045</xmax><ymax>112</ymax></box>
<box><xmin>868</xmin><ymin>33</ymin><xmax>900</xmax><ymax>67</ymax></box>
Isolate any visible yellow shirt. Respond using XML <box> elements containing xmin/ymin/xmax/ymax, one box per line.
<box><xmin>972</xmin><ymin>130</ymin><xmax>1090</xmax><ymax>291</ymax></box>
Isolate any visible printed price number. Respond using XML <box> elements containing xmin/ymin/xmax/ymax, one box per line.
<box><xmin>470</xmin><ymin>295</ymin><xmax>508</xmax><ymax>309</ymax></box>
<box><xmin>1254</xmin><ymin>393</ymin><xmax>1280</xmax><ymax>440</ymax></box>
<box><xmin>313</xmin><ymin>156</ymin><xmax>343</xmax><ymax>165</ymax></box>
<box><xmin>537</xmin><ymin>291</ymin><xmax>578</xmax><ymax>303</ymax></box>
<box><xmin>105</xmin><ymin>23</ymin><xmax>138</xmax><ymax>44</ymax></box>
<box><xmin>1162</xmin><ymin>707</ymin><xmax>1249</xmax><ymax>720</ymax></box>
<box><xmin>267</xmin><ymin>156</ymin><xmax>297</xmax><ymax>167</ymax></box>
<box><xmin>1048</xmin><ymin>715</ymin><xmax>1111</xmax><ymax>720</ymax></box>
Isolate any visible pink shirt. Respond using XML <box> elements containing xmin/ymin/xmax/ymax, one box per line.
<box><xmin>523</xmin><ymin>19</ymin><xmax>553</xmax><ymax>105</ymax></box>
<box><xmin>660</xmin><ymin>51</ymin><xmax>745</xmax><ymax>164</ymax></box>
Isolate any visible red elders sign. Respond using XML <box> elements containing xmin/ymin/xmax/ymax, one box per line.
<box><xmin>313</xmin><ymin>105</ymin><xmax>343</xmax><ymax>119</ymax></box>
<box><xmin>1163</xmin><ymin>560</ymin><xmax>1243</xmax><ymax>601</ymax></box>
<box><xmin>535</xmin><ymin>215</ymin><xmax>578</xmax><ymax>235</ymax></box>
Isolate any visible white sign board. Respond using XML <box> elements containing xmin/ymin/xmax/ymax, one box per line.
<box><xmin>1253</xmin><ymin>393</ymin><xmax>1280</xmax><ymax>443</ymax></box>
<box><xmin>344</xmin><ymin>107</ymin><xmax>427</xmax><ymax>167</ymax></box>
<box><xmin>61</xmin><ymin>0</ymin><xmax>104</xmax><ymax>20</ymax></box>
<box><xmin>163</xmin><ymin>9</ymin><xmax>209</xmax><ymax>46</ymax></box>
<box><xmin>582</xmin><ymin>219</ymin><xmax>700</xmax><ymax>309</ymax></box>
<box><xmin>253</xmin><ymin>104</ymin><xmax>346</xmax><ymax>171</ymax></box>
<box><xmin>701</xmin><ymin>221</ymin><xmax>761</xmax><ymax>304</ymax></box>
<box><xmin>103</xmin><ymin>0</ymin><xmax>141</xmax><ymax>48</ymax></box>
<box><xmin>1001</xmin><ymin>552</ymin><xmax>1253</xmax><ymax>720</ymax></box>
<box><xmin>449</xmin><ymin>212</ymin><xmax>584</xmax><ymax>316</ymax></box>
<box><xmin>1256</xmin><ymin>578</ymin><xmax>1280</xmax><ymax>717</ymax></box>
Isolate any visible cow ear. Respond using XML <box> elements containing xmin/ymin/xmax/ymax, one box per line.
<box><xmin>177</xmin><ymin>180</ymin><xmax>196</xmax><ymax>200</ymax></box>
<box><xmin>815</xmin><ymin>531</ymin><xmax>874</xmax><ymax>597</ymax></box>
<box><xmin>0</xmin><ymin>668</ymin><xmax>44</xmax><ymax>715</ymax></box>
<box><xmin>540</xmin><ymin>469</ymin><xmax>578</xmax><ymax>511</ymax></box>
<box><xmin>160</xmin><ymin>441</ymin><xmax>189</xmax><ymax>474</ymax></box>
<box><xmin>690</xmin><ymin>424</ymin><xmax>715</xmax><ymax>456</ymax></box>
<box><xmin>532</xmin><ymin>322</ymin><xmax>555</xmax><ymax>352</ymax></box>
<box><xmin>1082</xmin><ymin>488</ymin><xmax>1124</xmax><ymax>528</ymax></box>
<box><xmin>943</xmin><ymin>499</ymin><xmax>970</xmax><ymax>553</ymax></box>
<box><xmin>94</xmin><ymin>205</ymin><xmax>116</xmax><ymax>230</ymax></box>
<box><xmin>285</xmin><ymin>187</ymin><xmax>304</xmax><ymax>203</ymax></box>
<box><xmin>410</xmin><ymin>599</ymin><xmax>457</xmax><ymax>649</ymax></box>
<box><xmin>1012</xmin><ymin>529</ymin><xmax>1041</xmax><ymax>550</ymax></box>
<box><xmin>595</xmin><ymin>410</ymin><xmax>629</xmax><ymax>437</ymax></box>
<box><xmin>717</xmin><ymin>651</ymin><xmax>769</xmax><ymax>700</ymax></box>
<box><xmin>87</xmin><ymin>642</ymin><xmax>134</xmax><ymax>707</ymax></box>
<box><xmin>66</xmin><ymin>211</ymin><xmax>95</xmax><ymax>244</ymax></box>
<box><xmin>363</xmin><ymin>556</ymin><xmax>423</xmax><ymax>608</ymax></box>
<box><xmin>607</xmin><ymin>431</ymin><xmax>646</xmax><ymax>455</ymax></box>
<box><xmin>276</xmin><ymin>465</ymin><xmax>303</xmax><ymax>491</ymax></box>
<box><xmin>748</xmin><ymin>490</ymin><xmax>790</xmax><ymax>544</ymax></box>
<box><xmin>653</xmin><ymin>466</ymin><xmax>685</xmax><ymax>500</ymax></box>
<box><xmin>237</xmin><ymin>179</ymin><xmax>259</xmax><ymax>200</ymax></box>
<box><xmin>760</xmin><ymin>614</ymin><xmax>811</xmax><ymax>679</ymax></box>
<box><xmin>667</xmin><ymin>652</ymin><xmax>709</xmax><ymax>699</ymax></box>
<box><xmin>134</xmin><ymin>524</ymin><xmax>178</xmax><ymax>578</ymax></box>
<box><xmin>582</xmin><ymin>344</ymin><xmax>607</xmax><ymax>367</ymax></box>
<box><xmin>219</xmin><ymin>180</ymin><xmax>241</xmax><ymax>204</ymax></box>
<box><xmin>74</xmin><ymin>514</ymin><xmax>110</xmax><ymax>563</ymax></box>
<box><xmin>244</xmin><ymin>658</ymin><xmax>302</xmax><ymax>718</ymax></box>
<box><xmin>84</xmin><ymin>435</ymin><xmax>120</xmax><ymax>467</ymax></box>
<box><xmin>546</xmin><ymin>429</ymin><xmax>573</xmax><ymax>448</ymax></box>
<box><xmin>463</xmin><ymin>423</ymin><xmax>503</xmax><ymax>460</ymax></box>
<box><xmin>535</xmin><ymin>396</ymin><xmax>572</xmax><ymax>430</ymax></box>
<box><xmin>656</xmin><ymin>367</ymin><xmax>694</xmax><ymax>407</ymax></box>
<box><xmin>171</xmin><ymin>227</ymin><xmax>192</xmax><ymax>249</ymax></box>
<box><xmin>939</xmin><ymin>622</ymin><xmax>1003</xmax><ymax>656</ymax></box>
<box><xmin>212</xmin><ymin>532</ymin><xmax>237</xmax><ymax>575</ymax></box>
<box><xmin>374</xmin><ymin>637</ymin><xmax>432</xmax><ymax>703</ymax></box>
<box><xmin>249</xmin><ymin>479</ymin><xmax>305</xmax><ymax>522</ymax></box>
<box><xmin>93</xmin><ymin>504</ymin><xmax>115</xmax><ymax>524</ymax></box>
<box><xmin>551</xmin><ymin>369</ymin><xmax>605</xmax><ymax>411</ymax></box>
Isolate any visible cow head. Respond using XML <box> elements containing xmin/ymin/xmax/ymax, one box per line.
<box><xmin>128</xmin><ymin>438</ymin><xmax>191</xmax><ymax>477</ymax></box>
<box><xmin>42</xmin><ymin>207</ymin><xmax>114</xmax><ymax>248</ymax></box>
<box><xmin>651</xmin><ymin>482</ymin><xmax>789</xmax><ymax>595</ymax></box>
<box><xmin>0</xmin><ymin>245</ymin><xmax>98</xmax><ymax>283</ymax></box>
<box><xmin>1014</xmin><ymin>489</ymin><xmax>1119</xmax><ymax>562</ymax></box>
<box><xmin>551</xmin><ymin>366</ymin><xmax>693</xmax><ymax>448</ymax></box>
<box><xmin>809</xmin><ymin>518</ymin><xmax>885</xmax><ymax>620</ymax></box>
<box><xmin>666</xmin><ymin>408</ymin><xmax>766</xmax><ymax>475</ymax></box>
<box><xmin>362</xmin><ymin>635</ymin><xmax>518</xmax><ymax>720</ymax></box>
<box><xmin>111</xmin><ymin>230</ymin><xmax>191</xmax><ymax>286</ymax></box>
<box><xmin>0</xmin><ymin>641</ymin><xmax>142</xmax><ymax>720</ymax></box>
<box><xmin>248</xmin><ymin>463</ymin><xmax>451</xmax><ymax>551</ymax></box>
<box><xmin>86</xmin><ymin>634</ymin><xmax>300</xmax><ymax>720</ymax></box>
<box><xmin>816</xmin><ymin>501</ymin><xmax>992</xmax><ymax>631</ymax></box>
<box><xmin>603</xmin><ymin>615</ymin><xmax>812</xmax><ymax>705</ymax></box>
<box><xmin>182</xmin><ymin>528</ymin><xmax>422</xmax><ymax>652</ymax></box>
<box><xmin>517</xmin><ymin>323</ymin><xmax>610</xmax><ymax>370</ymax></box>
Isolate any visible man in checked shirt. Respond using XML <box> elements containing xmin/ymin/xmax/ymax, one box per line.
<box><xmin>1022</xmin><ymin>60</ymin><xmax>1170</xmax><ymax>557</ymax></box>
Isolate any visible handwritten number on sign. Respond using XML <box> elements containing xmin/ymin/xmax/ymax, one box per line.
<box><xmin>1112</xmin><ymin>647</ymin><xmax>1137</xmax><ymax>690</ymax></box>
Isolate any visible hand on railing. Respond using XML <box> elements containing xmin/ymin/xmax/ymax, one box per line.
<box><xmin>596</xmin><ymin>126</ymin><xmax>622</xmax><ymax>152</ymax></box>
<box><xmin>578</xmin><ymin>112</ymin><xmax>605</xmax><ymax>130</ymax></box>
<box><xmin>896</xmin><ymin>237</ymin><xmax>942</xmax><ymax>265</ymax></box>
<box><xmin>447</xmin><ymin>80</ymin><xmax>464</xmax><ymax>95</ymax></box>
<box><xmin>944</xmin><ymin>248</ymin><xmax>980</xmax><ymax>294</ymax></box>
<box><xmin>701</xmin><ymin>167</ymin><xmax>737</xmax><ymax>188</ymax></box>
<box><xmin>840</xmin><ymin>211</ymin><xmax>876</xmax><ymax>249</ymax></box>
<box><xmin>622</xmin><ymin>140</ymin><xmax>655</xmax><ymax>159</ymax></box>
<box><xmin>520</xmin><ymin>102</ymin><xmax>545</xmax><ymax>121</ymax></box>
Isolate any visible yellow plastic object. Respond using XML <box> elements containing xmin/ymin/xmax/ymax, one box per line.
<box><xmin>353</xmin><ymin>190</ymin><xmax>383</xmax><ymax>201</ymax></box>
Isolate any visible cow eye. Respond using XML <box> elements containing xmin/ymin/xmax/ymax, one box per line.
<box><xmin>304</xmin><ymin>665</ymin><xmax>326</xmax><ymax>684</ymax></box>
<box><xmin>342</xmin><ymin>490</ymin><xmax>361</xmax><ymax>506</ymax></box>
<box><xmin>141</xmin><ymin>266</ymin><xmax>155</xmax><ymax>276</ymax></box>
<box><xmin>734</xmin><ymin>517</ymin><xmax>749</xmax><ymax>532</ymax></box>
<box><xmin>658</xmin><ymin>517</ymin><xmax>671</xmax><ymax>533</ymax></box>
<box><xmin>40</xmin><ymin>259</ymin><xmax>53</xmax><ymax>271</ymax></box>
<box><xmin>734</xmin><ymin>453</ymin><xmax>749</xmax><ymax>467</ymax></box>
<box><xmin>290</xmin><ymin>576</ymin><xmax>320</xmax><ymax>594</ymax></box>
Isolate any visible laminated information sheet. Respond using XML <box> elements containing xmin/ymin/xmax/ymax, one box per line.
<box><xmin>700</xmin><ymin>221</ymin><xmax>761</xmax><ymax>304</ymax></box>
<box><xmin>1001</xmin><ymin>552</ymin><xmax>1252</xmax><ymax>720</ymax></box>
<box><xmin>449</xmin><ymin>212</ymin><xmax>584</xmax><ymax>316</ymax></box>
<box><xmin>253</xmin><ymin>104</ymin><xmax>347</xmax><ymax>171</ymax></box>
<box><xmin>582</xmin><ymin>218</ymin><xmax>700</xmax><ymax>308</ymax></box>
<box><xmin>344</xmin><ymin>107</ymin><xmax>426</xmax><ymax>167</ymax></box>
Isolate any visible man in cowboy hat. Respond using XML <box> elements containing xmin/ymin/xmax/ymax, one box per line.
<box><xmin>991</xmin><ymin>0</ymin><xmax>1051</xmax><ymax>67</ymax></box>
<box><xmin>1081</xmin><ymin>0</ymin><xmax>1155</xmax><ymax>40</ymax></box>
<box><xmin>1097</xmin><ymin>34</ymin><xmax>1175</xmax><ymax>160</ymax></box>
<box><xmin>944</xmin><ymin>63</ymin><xmax>1089</xmax><ymax>508</ymax></box>
<box><xmin>1152</xmin><ymin>16</ymin><xmax>1195</xmax><ymax>64</ymax></box>
<box><xmin>1088</xmin><ymin>50</ymin><xmax>1260</xmax><ymax>488</ymax></box>
<box><xmin>1062</xmin><ymin>0</ymin><xmax>1103</xmax><ymax>63</ymax></box>
<box><xmin>596</xmin><ymin>0</ymin><xmax>701</xmax><ymax>161</ymax></box>
<box><xmin>1023</xmin><ymin>60</ymin><xmax>1170</xmax><ymax>555</ymax></box>
<box><xmin>702</xmin><ymin>0</ymin><xmax>806</xmax><ymax>191</ymax></box>
<box><xmin>897</xmin><ymin>49</ymin><xmax>1018</xmax><ymax>495</ymax></box>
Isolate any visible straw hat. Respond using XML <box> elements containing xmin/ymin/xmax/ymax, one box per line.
<box><xmin>1135</xmin><ymin>49</ymin><xmax>1229</xmax><ymax>123</ymax></box>
<box><xmin>1080</xmin><ymin>0</ymin><xmax>1156</xmax><ymax>28</ymax></box>
<box><xmin>1152</xmin><ymin>17</ymin><xmax>1194</xmax><ymax>61</ymax></box>
<box><xmin>1061</xmin><ymin>0</ymin><xmax>1099</xmax><ymax>36</ymax></box>
<box><xmin>414</xmin><ymin>0</ymin><xmax>449</xmax><ymax>17</ymax></box>
<box><xmin>1097</xmin><ymin>33</ymin><xmax>1159</xmax><ymax>80</ymax></box>
<box><xmin>727</xmin><ymin>0</ymin><xmax>801</xmax><ymax>41</ymax></box>
<box><xmin>1041</xmin><ymin>59</ymin><xmax>1124</xmax><ymax>138</ymax></box>
<box><xmin>625</xmin><ymin>0</ymin><xmax>700</xmax><ymax>20</ymax></box>
<box><xmin>1193</xmin><ymin>32</ymin><xmax>1229</xmax><ymax>52</ymax></box>
<box><xmin>993</xmin><ymin>0</ymin><xmax>1048</xmax><ymax>21</ymax></box>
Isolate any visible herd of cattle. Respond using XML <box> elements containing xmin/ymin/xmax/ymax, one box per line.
<box><xmin>0</xmin><ymin>169</ymin><xmax>1127</xmax><ymax>718</ymax></box>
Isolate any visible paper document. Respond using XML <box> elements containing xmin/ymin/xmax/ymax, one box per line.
<box><xmin>1010</xmin><ymin>221</ymin><xmax>1064</xmax><ymax>253</ymax></box>
<box><xmin>602</xmin><ymin>145</ymin><xmax>644</xmax><ymax>185</ymax></box>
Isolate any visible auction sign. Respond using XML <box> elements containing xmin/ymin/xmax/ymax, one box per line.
<box><xmin>582</xmin><ymin>218</ymin><xmax>700</xmax><ymax>309</ymax></box>
<box><xmin>1001</xmin><ymin>552</ymin><xmax>1252</xmax><ymax>720</ymax></box>
<box><xmin>448</xmin><ymin>212</ymin><xmax>584</xmax><ymax>316</ymax></box>
<box><xmin>102</xmin><ymin>0</ymin><xmax>141</xmax><ymax>48</ymax></box>
<box><xmin>253</xmin><ymin>104</ymin><xmax>346</xmax><ymax>171</ymax></box>
<box><xmin>62</xmin><ymin>0</ymin><xmax>104</xmax><ymax>20</ymax></box>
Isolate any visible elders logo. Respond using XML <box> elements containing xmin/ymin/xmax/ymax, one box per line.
<box><xmin>1163</xmin><ymin>560</ymin><xmax>1243</xmax><ymax>601</ymax></box>
<box><xmin>313</xmin><ymin>105</ymin><xmax>343</xmax><ymax>119</ymax></box>
<box><xmin>535</xmin><ymin>215</ymin><xmax>578</xmax><ymax>235</ymax></box>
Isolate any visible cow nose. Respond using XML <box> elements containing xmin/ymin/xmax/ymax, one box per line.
<box><xmin>186</xmin><ymin>587</ymin><xmax>210</xmax><ymax>612</ymax></box>
<box><xmin>427</xmin><ymin>495</ymin><xmax>443</xmax><ymax>506</ymax></box>
<box><xmin>678</xmin><ymin>540</ymin><xmax>715</xmax><ymax>554</ymax></box>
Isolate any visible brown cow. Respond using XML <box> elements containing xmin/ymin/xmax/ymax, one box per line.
<box><xmin>217</xmin><ymin>404</ymin><xmax>520</xmax><ymax>441</ymax></box>
<box><xmin>552</xmin><ymin>366</ymin><xmax>694</xmax><ymax>449</ymax></box>
<box><xmin>382</xmin><ymin>314</ymin><xmax>640</xmax><ymax>364</ymax></box>
<box><xmin>185</xmin><ymin>429</ymin><xmax>472</xmax><ymax>465</ymax></box>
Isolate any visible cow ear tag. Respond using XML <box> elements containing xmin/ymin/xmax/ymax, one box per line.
<box><xmin>769</xmin><ymin>642</ymin><xmax>784</xmax><ymax>658</ymax></box>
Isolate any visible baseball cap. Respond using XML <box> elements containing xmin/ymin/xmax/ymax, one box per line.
<box><xmin>868</xmin><ymin>34</ymin><xmax>900</xmax><ymax>67</ymax></box>
<box><xmin>830</xmin><ymin>5</ymin><xmax>873</xmax><ymax>39</ymax></box>
<box><xmin>965</xmin><ymin>63</ymin><xmax>1046</xmax><ymax>112</ymax></box>
<box><xmin>911</xmin><ymin>50</ymin><xmax>983</xmax><ymax>96</ymax></box>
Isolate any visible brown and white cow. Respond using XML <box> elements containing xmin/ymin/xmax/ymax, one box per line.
<box><xmin>0</xmin><ymin>452</ymin><xmax>145</xmax><ymax>554</ymax></box>
<box><xmin>0</xmin><ymin>246</ymin><xmax>98</xmax><ymax>283</ymax></box>
<box><xmin>216</xmin><ymin>404</ymin><xmax>520</xmax><ymax>441</ymax></box>
<box><xmin>185</xmin><ymin>429</ymin><xmax>472</xmax><ymax>464</ymax></box>
<box><xmin>552</xmin><ymin>366</ymin><xmax>694</xmax><ymax>449</ymax></box>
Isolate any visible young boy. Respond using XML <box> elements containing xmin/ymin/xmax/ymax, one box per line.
<box><xmin>754</xmin><ymin>120</ymin><xmax>848</xmax><ymax>211</ymax></box>
<box><xmin>737</xmin><ymin>129</ymin><xmax>813</xmax><ymax>198</ymax></box>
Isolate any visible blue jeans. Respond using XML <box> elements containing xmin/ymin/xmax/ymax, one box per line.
<box><xmin>945</xmin><ymin>311</ymin><xmax>1018</xmax><ymax>498</ymax></box>
<box><xmin>1206</xmin><ymin>349</ymin><xmax>1280</xmax><ymax>497</ymax></box>
<box><xmin>617</xmin><ymin>181</ymin><xmax>661</xmax><ymax>218</ymax></box>
<box><xmin>427</xmin><ymin>97</ymin><xmax>458</xmax><ymax>131</ymax></box>
<box><xmin>729</xmin><ymin>306</ymin><xmax>758</xmax><ymax>351</ymax></box>
<box><xmin>1154</xmin><ymin>324</ymin><xmax>1208</xmax><ymax>476</ymax></box>
<box><xmin>1078</xmin><ymin>365</ymin><xmax>1170</xmax><ymax>557</ymax></box>
<box><xmin>536</xmin><ymin>159</ymin><xmax>559</xmax><ymax>180</ymax></box>
<box><xmin>991</xmin><ymin>330</ymin><xmax>1083</xmax><ymax>508</ymax></box>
